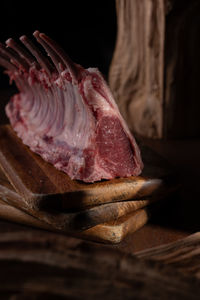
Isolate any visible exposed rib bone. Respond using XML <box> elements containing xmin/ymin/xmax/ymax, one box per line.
<box><xmin>6</xmin><ymin>38</ymin><xmax>35</xmax><ymax>66</ymax></box>
<box><xmin>0</xmin><ymin>54</ymin><xmax>17</xmax><ymax>71</ymax></box>
<box><xmin>38</xmin><ymin>32</ymin><xmax>78</xmax><ymax>83</ymax></box>
<box><xmin>0</xmin><ymin>43</ymin><xmax>29</xmax><ymax>71</ymax></box>
<box><xmin>20</xmin><ymin>35</ymin><xmax>53</xmax><ymax>75</ymax></box>
<box><xmin>3</xmin><ymin>31</ymin><xmax>143</xmax><ymax>182</ymax></box>
<box><xmin>33</xmin><ymin>31</ymin><xmax>63</xmax><ymax>73</ymax></box>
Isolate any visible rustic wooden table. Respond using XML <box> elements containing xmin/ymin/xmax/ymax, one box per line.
<box><xmin>0</xmin><ymin>89</ymin><xmax>199</xmax><ymax>299</ymax></box>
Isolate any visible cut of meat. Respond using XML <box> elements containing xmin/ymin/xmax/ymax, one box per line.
<box><xmin>96</xmin><ymin>116</ymin><xmax>137</xmax><ymax>177</ymax></box>
<box><xmin>0</xmin><ymin>31</ymin><xmax>143</xmax><ymax>182</ymax></box>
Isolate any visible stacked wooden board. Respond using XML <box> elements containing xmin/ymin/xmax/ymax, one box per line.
<box><xmin>0</xmin><ymin>125</ymin><xmax>178</xmax><ymax>243</ymax></box>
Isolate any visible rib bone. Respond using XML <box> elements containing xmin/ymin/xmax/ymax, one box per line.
<box><xmin>2</xmin><ymin>32</ymin><xmax>143</xmax><ymax>182</ymax></box>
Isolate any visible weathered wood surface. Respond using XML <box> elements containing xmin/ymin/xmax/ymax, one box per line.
<box><xmin>82</xmin><ymin>208</ymin><xmax>149</xmax><ymax>243</ymax></box>
<box><xmin>0</xmin><ymin>166</ymin><xmax>152</xmax><ymax>233</ymax></box>
<box><xmin>0</xmin><ymin>196</ymin><xmax>149</xmax><ymax>244</ymax></box>
<box><xmin>0</xmin><ymin>125</ymin><xmax>177</xmax><ymax>211</ymax></box>
<box><xmin>0</xmin><ymin>229</ymin><xmax>198</xmax><ymax>299</ymax></box>
<box><xmin>109</xmin><ymin>0</ymin><xmax>200</xmax><ymax>138</ymax></box>
<box><xmin>0</xmin><ymin>166</ymin><xmax>151</xmax><ymax>243</ymax></box>
<box><xmin>109</xmin><ymin>0</ymin><xmax>164</xmax><ymax>138</ymax></box>
<box><xmin>136</xmin><ymin>232</ymin><xmax>200</xmax><ymax>279</ymax></box>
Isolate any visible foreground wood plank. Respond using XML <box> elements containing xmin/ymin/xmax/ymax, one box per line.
<box><xmin>0</xmin><ymin>228</ymin><xmax>198</xmax><ymax>299</ymax></box>
<box><xmin>136</xmin><ymin>232</ymin><xmax>200</xmax><ymax>279</ymax></box>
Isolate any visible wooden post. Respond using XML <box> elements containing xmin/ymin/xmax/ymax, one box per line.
<box><xmin>109</xmin><ymin>0</ymin><xmax>200</xmax><ymax>138</ymax></box>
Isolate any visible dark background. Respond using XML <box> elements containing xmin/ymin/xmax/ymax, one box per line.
<box><xmin>0</xmin><ymin>0</ymin><xmax>116</xmax><ymax>89</ymax></box>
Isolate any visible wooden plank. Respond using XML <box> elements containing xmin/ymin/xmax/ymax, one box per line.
<box><xmin>0</xmin><ymin>228</ymin><xmax>198</xmax><ymax>299</ymax></box>
<box><xmin>0</xmin><ymin>167</ymin><xmax>151</xmax><ymax>233</ymax></box>
<box><xmin>82</xmin><ymin>209</ymin><xmax>149</xmax><ymax>243</ymax></box>
<box><xmin>135</xmin><ymin>232</ymin><xmax>200</xmax><ymax>279</ymax></box>
<box><xmin>109</xmin><ymin>0</ymin><xmax>200</xmax><ymax>139</ymax></box>
<box><xmin>0</xmin><ymin>125</ymin><xmax>177</xmax><ymax>210</ymax></box>
<box><xmin>0</xmin><ymin>197</ymin><xmax>149</xmax><ymax>243</ymax></box>
<box><xmin>109</xmin><ymin>0</ymin><xmax>165</xmax><ymax>138</ymax></box>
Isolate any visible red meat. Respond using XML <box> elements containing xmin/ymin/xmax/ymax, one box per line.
<box><xmin>0</xmin><ymin>31</ymin><xmax>143</xmax><ymax>182</ymax></box>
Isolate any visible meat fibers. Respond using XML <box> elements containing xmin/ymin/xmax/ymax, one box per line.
<box><xmin>0</xmin><ymin>31</ymin><xmax>143</xmax><ymax>182</ymax></box>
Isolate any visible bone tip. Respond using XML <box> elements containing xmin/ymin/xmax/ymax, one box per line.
<box><xmin>33</xmin><ymin>30</ymin><xmax>40</xmax><ymax>38</ymax></box>
<box><xmin>5</xmin><ymin>38</ymin><xmax>13</xmax><ymax>46</ymax></box>
<box><xmin>39</xmin><ymin>32</ymin><xmax>47</xmax><ymax>40</ymax></box>
<box><xmin>19</xmin><ymin>35</ymin><xmax>27</xmax><ymax>42</ymax></box>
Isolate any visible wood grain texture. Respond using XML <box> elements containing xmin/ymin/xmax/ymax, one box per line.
<box><xmin>109</xmin><ymin>0</ymin><xmax>164</xmax><ymax>138</ymax></box>
<box><xmin>0</xmin><ymin>197</ymin><xmax>149</xmax><ymax>244</ymax></box>
<box><xmin>0</xmin><ymin>229</ymin><xmax>198</xmax><ymax>299</ymax></box>
<box><xmin>82</xmin><ymin>209</ymin><xmax>149</xmax><ymax>243</ymax></box>
<box><xmin>0</xmin><ymin>125</ymin><xmax>177</xmax><ymax>211</ymax></box>
<box><xmin>0</xmin><ymin>165</ymin><xmax>153</xmax><ymax>233</ymax></box>
<box><xmin>109</xmin><ymin>0</ymin><xmax>200</xmax><ymax>139</ymax></box>
<box><xmin>136</xmin><ymin>232</ymin><xmax>200</xmax><ymax>279</ymax></box>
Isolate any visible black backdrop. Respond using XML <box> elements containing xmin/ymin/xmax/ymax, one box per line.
<box><xmin>0</xmin><ymin>0</ymin><xmax>116</xmax><ymax>88</ymax></box>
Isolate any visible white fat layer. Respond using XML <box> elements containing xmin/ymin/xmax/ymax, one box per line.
<box><xmin>82</xmin><ymin>79</ymin><xmax>112</xmax><ymax>113</ymax></box>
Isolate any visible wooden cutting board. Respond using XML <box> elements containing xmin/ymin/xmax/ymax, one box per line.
<box><xmin>0</xmin><ymin>169</ymin><xmax>151</xmax><ymax>243</ymax></box>
<box><xmin>0</xmin><ymin>125</ymin><xmax>177</xmax><ymax>211</ymax></box>
<box><xmin>0</xmin><ymin>168</ymin><xmax>152</xmax><ymax>231</ymax></box>
<box><xmin>0</xmin><ymin>125</ymin><xmax>177</xmax><ymax>243</ymax></box>
<box><xmin>0</xmin><ymin>196</ymin><xmax>149</xmax><ymax>244</ymax></box>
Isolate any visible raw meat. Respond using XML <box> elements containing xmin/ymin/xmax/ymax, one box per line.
<box><xmin>0</xmin><ymin>31</ymin><xmax>143</xmax><ymax>182</ymax></box>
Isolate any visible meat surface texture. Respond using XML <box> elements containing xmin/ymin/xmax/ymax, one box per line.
<box><xmin>0</xmin><ymin>31</ymin><xmax>143</xmax><ymax>182</ymax></box>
